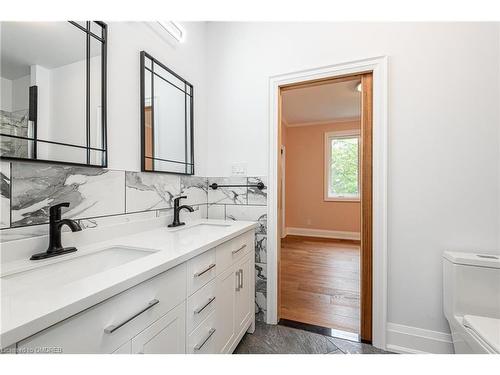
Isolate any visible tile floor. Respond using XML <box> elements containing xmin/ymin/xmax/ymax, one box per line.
<box><xmin>233</xmin><ymin>322</ymin><xmax>391</xmax><ymax>354</ymax></box>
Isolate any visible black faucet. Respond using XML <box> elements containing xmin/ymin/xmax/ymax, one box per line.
<box><xmin>168</xmin><ymin>196</ymin><xmax>194</xmax><ymax>228</ymax></box>
<box><xmin>30</xmin><ymin>202</ymin><xmax>82</xmax><ymax>260</ymax></box>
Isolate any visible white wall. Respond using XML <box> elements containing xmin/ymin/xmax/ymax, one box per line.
<box><xmin>204</xmin><ymin>22</ymin><xmax>500</xmax><ymax>336</ymax></box>
<box><xmin>49</xmin><ymin>58</ymin><xmax>87</xmax><ymax>147</ymax></box>
<box><xmin>147</xmin><ymin>78</ymin><xmax>187</xmax><ymax>165</ymax></box>
<box><xmin>106</xmin><ymin>22</ymin><xmax>208</xmax><ymax>175</ymax></box>
<box><xmin>498</xmin><ymin>23</ymin><xmax>500</xmax><ymax>248</ymax></box>
<box><xmin>11</xmin><ymin>75</ymin><xmax>29</xmax><ymax>112</ymax></box>
<box><xmin>0</xmin><ymin>77</ymin><xmax>13</xmax><ymax>111</ymax></box>
<box><xmin>0</xmin><ymin>75</ymin><xmax>29</xmax><ymax>113</ymax></box>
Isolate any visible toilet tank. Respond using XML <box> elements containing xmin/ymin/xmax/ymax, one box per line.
<box><xmin>443</xmin><ymin>251</ymin><xmax>500</xmax><ymax>320</ymax></box>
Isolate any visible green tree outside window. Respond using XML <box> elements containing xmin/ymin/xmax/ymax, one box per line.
<box><xmin>329</xmin><ymin>136</ymin><xmax>359</xmax><ymax>197</ymax></box>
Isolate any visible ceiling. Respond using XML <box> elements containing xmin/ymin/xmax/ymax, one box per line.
<box><xmin>282</xmin><ymin>78</ymin><xmax>361</xmax><ymax>126</ymax></box>
<box><xmin>1</xmin><ymin>22</ymin><xmax>100</xmax><ymax>80</ymax></box>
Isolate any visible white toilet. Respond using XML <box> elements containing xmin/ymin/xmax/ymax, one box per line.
<box><xmin>443</xmin><ymin>251</ymin><xmax>500</xmax><ymax>354</ymax></box>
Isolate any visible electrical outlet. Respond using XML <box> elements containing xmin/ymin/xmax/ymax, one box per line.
<box><xmin>231</xmin><ymin>163</ymin><xmax>247</xmax><ymax>176</ymax></box>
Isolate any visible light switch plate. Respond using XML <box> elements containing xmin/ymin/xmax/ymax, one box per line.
<box><xmin>231</xmin><ymin>163</ymin><xmax>247</xmax><ymax>176</ymax></box>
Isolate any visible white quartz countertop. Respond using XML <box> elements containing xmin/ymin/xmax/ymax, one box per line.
<box><xmin>0</xmin><ymin>219</ymin><xmax>257</xmax><ymax>348</ymax></box>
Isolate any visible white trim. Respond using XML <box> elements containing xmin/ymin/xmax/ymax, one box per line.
<box><xmin>285</xmin><ymin>227</ymin><xmax>360</xmax><ymax>241</ymax></box>
<box><xmin>268</xmin><ymin>56</ymin><xmax>388</xmax><ymax>350</ymax></box>
<box><xmin>386</xmin><ymin>345</ymin><xmax>428</xmax><ymax>354</ymax></box>
<box><xmin>324</xmin><ymin>129</ymin><xmax>361</xmax><ymax>201</ymax></box>
<box><xmin>286</xmin><ymin>117</ymin><xmax>360</xmax><ymax>128</ymax></box>
<box><xmin>386</xmin><ymin>323</ymin><xmax>454</xmax><ymax>354</ymax></box>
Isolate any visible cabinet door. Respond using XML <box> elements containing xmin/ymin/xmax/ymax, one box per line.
<box><xmin>215</xmin><ymin>267</ymin><xmax>236</xmax><ymax>353</ymax></box>
<box><xmin>112</xmin><ymin>341</ymin><xmax>131</xmax><ymax>354</ymax></box>
<box><xmin>131</xmin><ymin>302</ymin><xmax>186</xmax><ymax>354</ymax></box>
<box><xmin>235</xmin><ymin>254</ymin><xmax>252</xmax><ymax>335</ymax></box>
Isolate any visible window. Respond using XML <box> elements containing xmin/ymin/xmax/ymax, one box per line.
<box><xmin>324</xmin><ymin>130</ymin><xmax>360</xmax><ymax>201</ymax></box>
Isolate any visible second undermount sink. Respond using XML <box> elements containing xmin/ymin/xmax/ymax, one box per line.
<box><xmin>2</xmin><ymin>246</ymin><xmax>158</xmax><ymax>294</ymax></box>
<box><xmin>169</xmin><ymin>222</ymin><xmax>232</xmax><ymax>235</ymax></box>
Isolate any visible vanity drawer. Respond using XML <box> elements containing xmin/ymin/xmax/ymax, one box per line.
<box><xmin>187</xmin><ymin>310</ymin><xmax>217</xmax><ymax>354</ymax></box>
<box><xmin>187</xmin><ymin>279</ymin><xmax>216</xmax><ymax>333</ymax></box>
<box><xmin>216</xmin><ymin>231</ymin><xmax>253</xmax><ymax>273</ymax></box>
<box><xmin>131</xmin><ymin>302</ymin><xmax>186</xmax><ymax>354</ymax></box>
<box><xmin>17</xmin><ymin>263</ymin><xmax>187</xmax><ymax>354</ymax></box>
<box><xmin>186</xmin><ymin>248</ymin><xmax>216</xmax><ymax>295</ymax></box>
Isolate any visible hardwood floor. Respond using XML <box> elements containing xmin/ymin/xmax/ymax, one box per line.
<box><xmin>280</xmin><ymin>235</ymin><xmax>360</xmax><ymax>333</ymax></box>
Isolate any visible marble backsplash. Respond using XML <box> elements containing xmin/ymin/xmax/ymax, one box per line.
<box><xmin>0</xmin><ymin>109</ymin><xmax>29</xmax><ymax>159</ymax></box>
<box><xmin>0</xmin><ymin>160</ymin><xmax>268</xmax><ymax>321</ymax></box>
<box><xmin>1</xmin><ymin>162</ymin><xmax>10</xmax><ymax>228</ymax></box>
<box><xmin>0</xmin><ymin>161</ymin><xmax>210</xmax><ymax>236</ymax></box>
<box><xmin>11</xmin><ymin>163</ymin><xmax>125</xmax><ymax>227</ymax></box>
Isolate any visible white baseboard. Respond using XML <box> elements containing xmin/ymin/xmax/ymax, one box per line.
<box><xmin>285</xmin><ymin>227</ymin><xmax>360</xmax><ymax>241</ymax></box>
<box><xmin>386</xmin><ymin>322</ymin><xmax>454</xmax><ymax>354</ymax></box>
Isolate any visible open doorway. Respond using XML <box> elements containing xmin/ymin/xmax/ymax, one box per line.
<box><xmin>277</xmin><ymin>73</ymin><xmax>373</xmax><ymax>343</ymax></box>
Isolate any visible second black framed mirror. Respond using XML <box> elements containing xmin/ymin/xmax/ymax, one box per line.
<box><xmin>140</xmin><ymin>51</ymin><xmax>194</xmax><ymax>175</ymax></box>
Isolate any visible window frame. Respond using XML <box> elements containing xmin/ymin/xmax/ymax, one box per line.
<box><xmin>324</xmin><ymin>129</ymin><xmax>361</xmax><ymax>202</ymax></box>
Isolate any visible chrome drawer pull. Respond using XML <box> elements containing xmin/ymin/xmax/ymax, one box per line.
<box><xmin>231</xmin><ymin>244</ymin><xmax>246</xmax><ymax>255</ymax></box>
<box><xmin>235</xmin><ymin>270</ymin><xmax>241</xmax><ymax>291</ymax></box>
<box><xmin>193</xmin><ymin>263</ymin><xmax>216</xmax><ymax>278</ymax></box>
<box><xmin>240</xmin><ymin>269</ymin><xmax>243</xmax><ymax>289</ymax></box>
<box><xmin>194</xmin><ymin>328</ymin><xmax>216</xmax><ymax>351</ymax></box>
<box><xmin>104</xmin><ymin>299</ymin><xmax>159</xmax><ymax>334</ymax></box>
<box><xmin>194</xmin><ymin>296</ymin><xmax>216</xmax><ymax>314</ymax></box>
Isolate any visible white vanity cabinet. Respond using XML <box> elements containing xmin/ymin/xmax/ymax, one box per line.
<box><xmin>214</xmin><ymin>231</ymin><xmax>255</xmax><ymax>354</ymax></box>
<box><xmin>14</xmin><ymin>229</ymin><xmax>255</xmax><ymax>354</ymax></box>
<box><xmin>215</xmin><ymin>267</ymin><xmax>237</xmax><ymax>353</ymax></box>
<box><xmin>17</xmin><ymin>263</ymin><xmax>187</xmax><ymax>354</ymax></box>
<box><xmin>234</xmin><ymin>253</ymin><xmax>254</xmax><ymax>336</ymax></box>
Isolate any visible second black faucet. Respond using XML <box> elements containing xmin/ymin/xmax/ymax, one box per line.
<box><xmin>168</xmin><ymin>196</ymin><xmax>194</xmax><ymax>228</ymax></box>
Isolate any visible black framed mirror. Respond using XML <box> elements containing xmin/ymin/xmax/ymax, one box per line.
<box><xmin>0</xmin><ymin>21</ymin><xmax>107</xmax><ymax>167</ymax></box>
<box><xmin>140</xmin><ymin>51</ymin><xmax>194</xmax><ymax>175</ymax></box>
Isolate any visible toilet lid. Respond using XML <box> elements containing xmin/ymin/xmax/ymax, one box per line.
<box><xmin>463</xmin><ymin>315</ymin><xmax>500</xmax><ymax>353</ymax></box>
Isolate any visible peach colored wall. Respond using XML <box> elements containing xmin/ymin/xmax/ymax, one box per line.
<box><xmin>284</xmin><ymin>120</ymin><xmax>361</xmax><ymax>233</ymax></box>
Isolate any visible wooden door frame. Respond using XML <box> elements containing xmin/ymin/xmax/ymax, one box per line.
<box><xmin>267</xmin><ymin>56</ymin><xmax>388</xmax><ymax>349</ymax></box>
<box><xmin>278</xmin><ymin>73</ymin><xmax>372</xmax><ymax>342</ymax></box>
<box><xmin>360</xmin><ymin>72</ymin><xmax>373</xmax><ymax>343</ymax></box>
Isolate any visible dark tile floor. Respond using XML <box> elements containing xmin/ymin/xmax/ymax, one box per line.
<box><xmin>234</xmin><ymin>322</ymin><xmax>391</xmax><ymax>354</ymax></box>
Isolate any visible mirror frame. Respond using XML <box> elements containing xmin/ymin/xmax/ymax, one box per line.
<box><xmin>0</xmin><ymin>21</ymin><xmax>108</xmax><ymax>168</ymax></box>
<box><xmin>140</xmin><ymin>51</ymin><xmax>194</xmax><ymax>175</ymax></box>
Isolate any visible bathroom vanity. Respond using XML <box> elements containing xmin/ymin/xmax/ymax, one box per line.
<box><xmin>0</xmin><ymin>21</ymin><xmax>262</xmax><ymax>355</ymax></box>
<box><xmin>0</xmin><ymin>219</ymin><xmax>257</xmax><ymax>354</ymax></box>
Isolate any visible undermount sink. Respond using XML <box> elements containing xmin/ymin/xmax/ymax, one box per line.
<box><xmin>169</xmin><ymin>222</ymin><xmax>232</xmax><ymax>234</ymax></box>
<box><xmin>1</xmin><ymin>246</ymin><xmax>158</xmax><ymax>294</ymax></box>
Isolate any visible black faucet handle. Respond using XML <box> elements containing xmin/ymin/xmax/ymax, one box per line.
<box><xmin>174</xmin><ymin>196</ymin><xmax>187</xmax><ymax>204</ymax></box>
<box><xmin>49</xmin><ymin>202</ymin><xmax>70</xmax><ymax>220</ymax></box>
